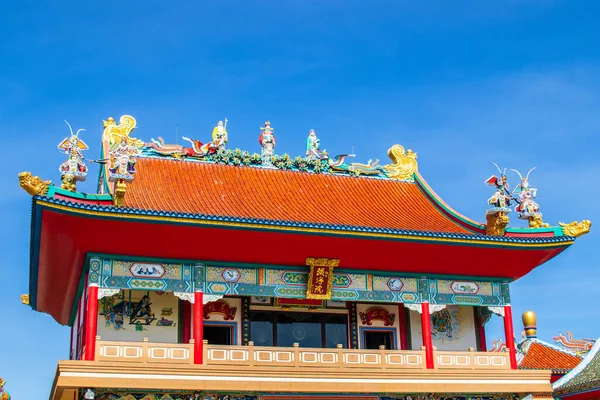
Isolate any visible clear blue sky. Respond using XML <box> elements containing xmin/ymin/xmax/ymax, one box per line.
<box><xmin>2</xmin><ymin>1</ymin><xmax>600</xmax><ymax>398</ymax></box>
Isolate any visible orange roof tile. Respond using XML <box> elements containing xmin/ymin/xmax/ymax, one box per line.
<box><xmin>123</xmin><ymin>157</ymin><xmax>472</xmax><ymax>234</ymax></box>
<box><xmin>520</xmin><ymin>341</ymin><xmax>582</xmax><ymax>373</ymax></box>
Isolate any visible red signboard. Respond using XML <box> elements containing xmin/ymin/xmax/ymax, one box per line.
<box><xmin>203</xmin><ymin>300</ymin><xmax>237</xmax><ymax>320</ymax></box>
<box><xmin>359</xmin><ymin>307</ymin><xmax>396</xmax><ymax>326</ymax></box>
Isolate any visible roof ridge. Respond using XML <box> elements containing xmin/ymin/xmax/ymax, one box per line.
<box><xmin>531</xmin><ymin>337</ymin><xmax>584</xmax><ymax>358</ymax></box>
<box><xmin>554</xmin><ymin>338</ymin><xmax>600</xmax><ymax>390</ymax></box>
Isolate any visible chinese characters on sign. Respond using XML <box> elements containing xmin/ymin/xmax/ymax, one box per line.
<box><xmin>305</xmin><ymin>257</ymin><xmax>340</xmax><ymax>300</ymax></box>
<box><xmin>359</xmin><ymin>307</ymin><xmax>396</xmax><ymax>326</ymax></box>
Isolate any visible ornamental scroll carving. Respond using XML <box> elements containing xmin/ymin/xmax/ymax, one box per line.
<box><xmin>488</xmin><ymin>306</ymin><xmax>505</xmax><ymax>317</ymax></box>
<box><xmin>404</xmin><ymin>304</ymin><xmax>422</xmax><ymax>313</ymax></box>
<box><xmin>98</xmin><ymin>288</ymin><xmax>120</xmax><ymax>300</ymax></box>
<box><xmin>173</xmin><ymin>292</ymin><xmax>223</xmax><ymax>304</ymax></box>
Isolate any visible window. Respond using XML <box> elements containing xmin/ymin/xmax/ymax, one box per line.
<box><xmin>363</xmin><ymin>330</ymin><xmax>395</xmax><ymax>350</ymax></box>
<box><xmin>249</xmin><ymin>312</ymin><xmax>348</xmax><ymax>348</ymax></box>
<box><xmin>204</xmin><ymin>326</ymin><xmax>233</xmax><ymax>345</ymax></box>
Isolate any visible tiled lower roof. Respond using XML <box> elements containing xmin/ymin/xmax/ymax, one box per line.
<box><xmin>520</xmin><ymin>339</ymin><xmax>582</xmax><ymax>373</ymax></box>
<box><xmin>554</xmin><ymin>339</ymin><xmax>600</xmax><ymax>395</ymax></box>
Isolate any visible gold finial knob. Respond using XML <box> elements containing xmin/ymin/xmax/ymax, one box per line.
<box><xmin>522</xmin><ymin>310</ymin><xmax>537</xmax><ymax>338</ymax></box>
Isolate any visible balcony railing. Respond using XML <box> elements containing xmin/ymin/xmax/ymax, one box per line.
<box><xmin>94</xmin><ymin>337</ymin><xmax>511</xmax><ymax>370</ymax></box>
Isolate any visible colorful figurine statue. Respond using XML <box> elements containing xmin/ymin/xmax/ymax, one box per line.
<box><xmin>510</xmin><ymin>168</ymin><xmax>539</xmax><ymax>217</ymax></box>
<box><xmin>108</xmin><ymin>136</ymin><xmax>140</xmax><ymax>182</ymax></box>
<box><xmin>259</xmin><ymin>121</ymin><xmax>276</xmax><ymax>164</ymax></box>
<box><xmin>305</xmin><ymin>129</ymin><xmax>328</xmax><ymax>160</ymax></box>
<box><xmin>0</xmin><ymin>378</ymin><xmax>10</xmax><ymax>400</ymax></box>
<box><xmin>212</xmin><ymin>119</ymin><xmax>228</xmax><ymax>150</ymax></box>
<box><xmin>485</xmin><ymin>163</ymin><xmax>512</xmax><ymax>212</ymax></box>
<box><xmin>58</xmin><ymin>120</ymin><xmax>88</xmax><ymax>182</ymax></box>
<box><xmin>510</xmin><ymin>167</ymin><xmax>549</xmax><ymax>228</ymax></box>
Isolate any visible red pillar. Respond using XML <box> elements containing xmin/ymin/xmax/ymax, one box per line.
<box><xmin>193</xmin><ymin>291</ymin><xmax>204</xmax><ymax>364</ymax></box>
<box><xmin>477</xmin><ymin>308</ymin><xmax>487</xmax><ymax>352</ymax></box>
<box><xmin>421</xmin><ymin>302</ymin><xmax>434</xmax><ymax>369</ymax></box>
<box><xmin>398</xmin><ymin>304</ymin><xmax>408</xmax><ymax>350</ymax></box>
<box><xmin>503</xmin><ymin>305</ymin><xmax>518</xmax><ymax>369</ymax></box>
<box><xmin>182</xmin><ymin>300</ymin><xmax>192</xmax><ymax>344</ymax></box>
<box><xmin>84</xmin><ymin>284</ymin><xmax>99</xmax><ymax>361</ymax></box>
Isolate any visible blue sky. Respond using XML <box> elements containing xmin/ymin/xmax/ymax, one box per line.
<box><xmin>2</xmin><ymin>0</ymin><xmax>600</xmax><ymax>398</ymax></box>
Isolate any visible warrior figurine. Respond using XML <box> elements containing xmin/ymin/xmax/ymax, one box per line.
<box><xmin>108</xmin><ymin>136</ymin><xmax>140</xmax><ymax>182</ymax></box>
<box><xmin>259</xmin><ymin>121</ymin><xmax>276</xmax><ymax>162</ymax></box>
<box><xmin>306</xmin><ymin>129</ymin><xmax>328</xmax><ymax>160</ymax></box>
<box><xmin>511</xmin><ymin>167</ymin><xmax>541</xmax><ymax>220</ymax></box>
<box><xmin>485</xmin><ymin>163</ymin><xmax>512</xmax><ymax>212</ymax></box>
<box><xmin>58</xmin><ymin>120</ymin><xmax>88</xmax><ymax>182</ymax></box>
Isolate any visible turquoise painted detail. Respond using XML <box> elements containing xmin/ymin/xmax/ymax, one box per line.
<box><xmin>86</xmin><ymin>256</ymin><xmax>510</xmax><ymax>308</ymax></box>
<box><xmin>505</xmin><ymin>226</ymin><xmax>563</xmax><ymax>236</ymax></box>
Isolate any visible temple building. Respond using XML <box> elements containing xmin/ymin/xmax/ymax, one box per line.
<box><xmin>18</xmin><ymin>116</ymin><xmax>593</xmax><ymax>400</ymax></box>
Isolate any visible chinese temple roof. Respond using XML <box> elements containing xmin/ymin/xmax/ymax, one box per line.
<box><xmin>18</xmin><ymin>115</ymin><xmax>593</xmax><ymax>326</ymax></box>
<box><xmin>554</xmin><ymin>340</ymin><xmax>600</xmax><ymax>399</ymax></box>
<box><xmin>124</xmin><ymin>156</ymin><xmax>472</xmax><ymax>235</ymax></box>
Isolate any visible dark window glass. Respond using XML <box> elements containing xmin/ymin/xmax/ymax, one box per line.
<box><xmin>364</xmin><ymin>330</ymin><xmax>395</xmax><ymax>350</ymax></box>
<box><xmin>249</xmin><ymin>311</ymin><xmax>348</xmax><ymax>348</ymax></box>
<box><xmin>325</xmin><ymin>315</ymin><xmax>348</xmax><ymax>348</ymax></box>
<box><xmin>250</xmin><ymin>313</ymin><xmax>274</xmax><ymax>346</ymax></box>
<box><xmin>205</xmin><ymin>326</ymin><xmax>233</xmax><ymax>345</ymax></box>
<box><xmin>277</xmin><ymin>313</ymin><xmax>322</xmax><ymax>348</ymax></box>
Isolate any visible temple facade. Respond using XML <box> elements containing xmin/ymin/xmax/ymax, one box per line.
<box><xmin>18</xmin><ymin>116</ymin><xmax>593</xmax><ymax>400</ymax></box>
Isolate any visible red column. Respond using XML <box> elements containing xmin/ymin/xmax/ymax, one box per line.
<box><xmin>193</xmin><ymin>291</ymin><xmax>204</xmax><ymax>364</ymax></box>
<box><xmin>182</xmin><ymin>300</ymin><xmax>192</xmax><ymax>344</ymax></box>
<box><xmin>477</xmin><ymin>308</ymin><xmax>487</xmax><ymax>352</ymax></box>
<box><xmin>421</xmin><ymin>302</ymin><xmax>434</xmax><ymax>369</ymax></box>
<box><xmin>84</xmin><ymin>284</ymin><xmax>99</xmax><ymax>361</ymax></box>
<box><xmin>398</xmin><ymin>304</ymin><xmax>408</xmax><ymax>350</ymax></box>
<box><xmin>503</xmin><ymin>305</ymin><xmax>517</xmax><ymax>369</ymax></box>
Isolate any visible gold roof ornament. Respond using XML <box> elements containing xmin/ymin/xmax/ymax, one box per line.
<box><xmin>383</xmin><ymin>144</ymin><xmax>418</xmax><ymax>180</ymax></box>
<box><xmin>18</xmin><ymin>172</ymin><xmax>51</xmax><ymax>196</ymax></box>
<box><xmin>102</xmin><ymin>115</ymin><xmax>143</xmax><ymax>147</ymax></box>
<box><xmin>522</xmin><ymin>310</ymin><xmax>537</xmax><ymax>338</ymax></box>
<box><xmin>20</xmin><ymin>294</ymin><xmax>30</xmax><ymax>305</ymax></box>
<box><xmin>559</xmin><ymin>220</ymin><xmax>592</xmax><ymax>237</ymax></box>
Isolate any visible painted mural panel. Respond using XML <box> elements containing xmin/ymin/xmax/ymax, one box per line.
<box><xmin>409</xmin><ymin>305</ymin><xmax>477</xmax><ymax>351</ymax></box>
<box><xmin>97</xmin><ymin>289</ymin><xmax>179</xmax><ymax>343</ymax></box>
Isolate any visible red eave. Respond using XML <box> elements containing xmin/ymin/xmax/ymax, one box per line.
<box><xmin>33</xmin><ymin>202</ymin><xmax>570</xmax><ymax>326</ymax></box>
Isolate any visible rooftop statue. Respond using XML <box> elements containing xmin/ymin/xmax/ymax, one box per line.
<box><xmin>107</xmin><ymin>136</ymin><xmax>140</xmax><ymax>182</ymax></box>
<box><xmin>259</xmin><ymin>121</ymin><xmax>276</xmax><ymax>164</ymax></box>
<box><xmin>485</xmin><ymin>163</ymin><xmax>513</xmax><ymax>213</ymax></box>
<box><xmin>554</xmin><ymin>332</ymin><xmax>596</xmax><ymax>355</ymax></box>
<box><xmin>57</xmin><ymin>121</ymin><xmax>88</xmax><ymax>191</ymax></box>
<box><xmin>182</xmin><ymin>119</ymin><xmax>229</xmax><ymax>158</ymax></box>
<box><xmin>306</xmin><ymin>129</ymin><xmax>328</xmax><ymax>160</ymax></box>
<box><xmin>511</xmin><ymin>167</ymin><xmax>548</xmax><ymax>228</ymax></box>
<box><xmin>329</xmin><ymin>154</ymin><xmax>385</xmax><ymax>176</ymax></box>
<box><xmin>0</xmin><ymin>378</ymin><xmax>10</xmax><ymax>400</ymax></box>
<box><xmin>383</xmin><ymin>144</ymin><xmax>418</xmax><ymax>180</ymax></box>
<box><xmin>102</xmin><ymin>115</ymin><xmax>143</xmax><ymax>148</ymax></box>
<box><xmin>485</xmin><ymin>163</ymin><xmax>512</xmax><ymax>236</ymax></box>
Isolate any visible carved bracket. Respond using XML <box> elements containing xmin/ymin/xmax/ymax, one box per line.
<box><xmin>174</xmin><ymin>292</ymin><xmax>195</xmax><ymax>303</ymax></box>
<box><xmin>429</xmin><ymin>304</ymin><xmax>447</xmax><ymax>313</ymax></box>
<box><xmin>203</xmin><ymin>294</ymin><xmax>224</xmax><ymax>305</ymax></box>
<box><xmin>488</xmin><ymin>306</ymin><xmax>505</xmax><ymax>317</ymax></box>
<box><xmin>98</xmin><ymin>288</ymin><xmax>120</xmax><ymax>300</ymax></box>
<box><xmin>404</xmin><ymin>303</ymin><xmax>422</xmax><ymax>313</ymax></box>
